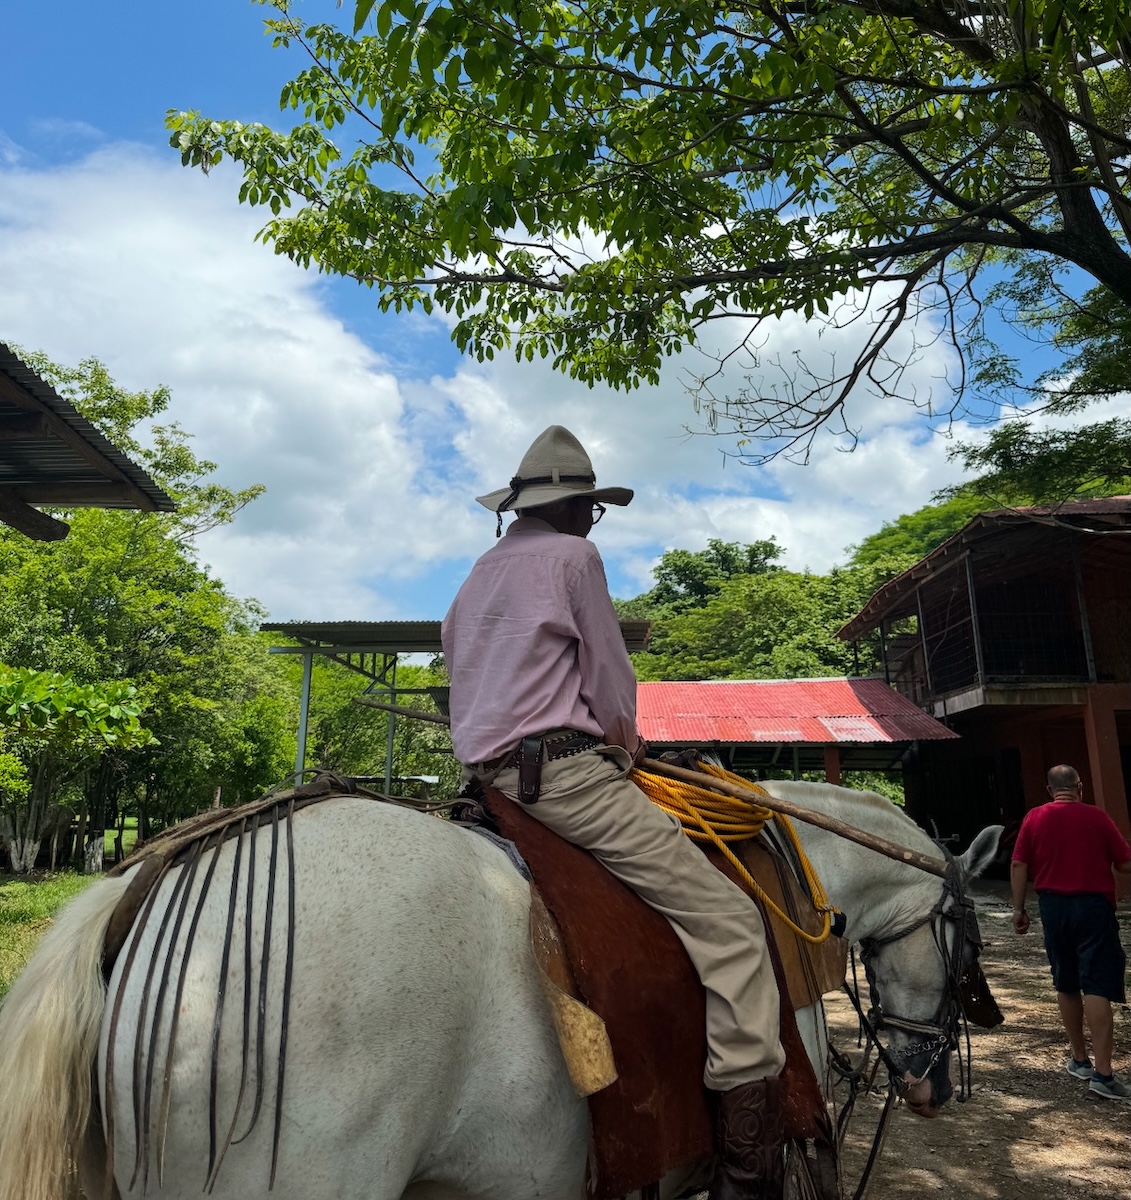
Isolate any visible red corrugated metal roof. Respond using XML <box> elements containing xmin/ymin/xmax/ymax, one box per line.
<box><xmin>637</xmin><ymin>678</ymin><xmax>957</xmax><ymax>745</ymax></box>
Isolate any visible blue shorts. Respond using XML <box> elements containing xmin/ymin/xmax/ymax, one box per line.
<box><xmin>1037</xmin><ymin>891</ymin><xmax>1127</xmax><ymax>1003</ymax></box>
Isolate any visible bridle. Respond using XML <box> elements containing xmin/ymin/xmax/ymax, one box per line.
<box><xmin>817</xmin><ymin>837</ymin><xmax>1002</xmax><ymax>1200</ymax></box>
<box><xmin>845</xmin><ymin>846</ymin><xmax>980</xmax><ymax>1101</ymax></box>
<box><xmin>823</xmin><ymin>859</ymin><xmax>979</xmax><ymax>1200</ymax></box>
<box><xmin>827</xmin><ymin>851</ymin><xmax>978</xmax><ymax>1197</ymax></box>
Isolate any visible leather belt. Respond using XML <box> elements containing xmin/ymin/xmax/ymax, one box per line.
<box><xmin>473</xmin><ymin>731</ymin><xmax>599</xmax><ymax>804</ymax></box>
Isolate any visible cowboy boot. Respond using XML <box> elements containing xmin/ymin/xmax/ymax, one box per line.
<box><xmin>708</xmin><ymin>1076</ymin><xmax>786</xmax><ymax>1200</ymax></box>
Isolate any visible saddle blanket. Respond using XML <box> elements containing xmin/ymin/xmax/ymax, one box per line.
<box><xmin>480</xmin><ymin>785</ymin><xmax>832</xmax><ymax>1200</ymax></box>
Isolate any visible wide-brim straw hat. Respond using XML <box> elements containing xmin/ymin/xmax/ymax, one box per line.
<box><xmin>476</xmin><ymin>425</ymin><xmax>634</xmax><ymax>513</ymax></box>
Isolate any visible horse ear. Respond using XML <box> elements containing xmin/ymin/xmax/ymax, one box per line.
<box><xmin>956</xmin><ymin>825</ymin><xmax>1003</xmax><ymax>881</ymax></box>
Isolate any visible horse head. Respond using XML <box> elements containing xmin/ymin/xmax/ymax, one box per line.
<box><xmin>863</xmin><ymin>824</ymin><xmax>1003</xmax><ymax>1118</ymax></box>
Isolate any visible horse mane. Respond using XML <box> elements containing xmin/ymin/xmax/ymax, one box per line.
<box><xmin>760</xmin><ymin>778</ymin><xmax>937</xmax><ymax>856</ymax></box>
<box><xmin>691</xmin><ymin>755</ymin><xmax>920</xmax><ymax>838</ymax></box>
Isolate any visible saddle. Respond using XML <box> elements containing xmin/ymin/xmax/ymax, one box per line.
<box><xmin>476</xmin><ymin>784</ymin><xmax>838</xmax><ymax>1200</ymax></box>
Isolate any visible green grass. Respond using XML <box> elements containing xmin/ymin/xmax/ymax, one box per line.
<box><xmin>0</xmin><ymin>871</ymin><xmax>98</xmax><ymax>1000</ymax></box>
<box><xmin>104</xmin><ymin>815</ymin><xmax>140</xmax><ymax>860</ymax></box>
<box><xmin>0</xmin><ymin>816</ymin><xmax>140</xmax><ymax>998</ymax></box>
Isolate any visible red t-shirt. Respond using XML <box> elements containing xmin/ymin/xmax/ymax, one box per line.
<box><xmin>1012</xmin><ymin>800</ymin><xmax>1131</xmax><ymax>907</ymax></box>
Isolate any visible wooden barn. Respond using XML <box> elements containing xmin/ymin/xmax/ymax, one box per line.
<box><xmin>837</xmin><ymin>499</ymin><xmax>1131</xmax><ymax>856</ymax></box>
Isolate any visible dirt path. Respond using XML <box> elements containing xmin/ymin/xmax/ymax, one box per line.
<box><xmin>829</xmin><ymin>880</ymin><xmax>1130</xmax><ymax>1200</ymax></box>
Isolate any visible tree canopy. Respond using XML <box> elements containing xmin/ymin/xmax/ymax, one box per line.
<box><xmin>0</xmin><ymin>499</ymin><xmax>298</xmax><ymax>869</ymax></box>
<box><xmin>944</xmin><ymin>273</ymin><xmax>1130</xmax><ymax>502</ymax></box>
<box><xmin>0</xmin><ymin>351</ymin><xmax>295</xmax><ymax>871</ymax></box>
<box><xmin>169</xmin><ymin>0</ymin><xmax>1131</xmax><ymax>461</ymax></box>
<box><xmin>294</xmin><ymin>657</ymin><xmax>459</xmax><ymax>795</ymax></box>
<box><xmin>847</xmin><ymin>492</ymin><xmax>990</xmax><ymax>565</ymax></box>
<box><xmin>617</xmin><ymin>537</ymin><xmax>915</xmax><ymax>679</ymax></box>
<box><xmin>946</xmin><ymin>417</ymin><xmax>1130</xmax><ymax>504</ymax></box>
<box><xmin>616</xmin><ymin>537</ymin><xmax>782</xmax><ymax>618</ymax></box>
<box><xmin>0</xmin><ymin>668</ymin><xmax>155</xmax><ymax>872</ymax></box>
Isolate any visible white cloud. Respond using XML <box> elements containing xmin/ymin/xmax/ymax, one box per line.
<box><xmin>0</xmin><ymin>144</ymin><xmax>484</xmax><ymax>617</ymax></box>
<box><xmin>1007</xmin><ymin>390</ymin><xmax>1129</xmax><ymax>430</ymax></box>
<box><xmin>433</xmin><ymin>295</ymin><xmax>977</xmax><ymax>580</ymax></box>
<box><xmin>0</xmin><ymin>133</ymin><xmax>23</xmax><ymax>167</ymax></box>
<box><xmin>0</xmin><ymin>140</ymin><xmax>987</xmax><ymax>620</ymax></box>
<box><xmin>29</xmin><ymin>118</ymin><xmax>104</xmax><ymax>142</ymax></box>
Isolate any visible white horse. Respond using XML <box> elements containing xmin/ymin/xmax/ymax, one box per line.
<box><xmin>0</xmin><ymin>782</ymin><xmax>1001</xmax><ymax>1200</ymax></box>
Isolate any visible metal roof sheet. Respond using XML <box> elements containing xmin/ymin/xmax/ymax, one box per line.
<box><xmin>636</xmin><ymin>677</ymin><xmax>956</xmax><ymax>745</ymax></box>
<box><xmin>261</xmin><ymin>618</ymin><xmax>653</xmax><ymax>654</ymax></box>
<box><xmin>0</xmin><ymin>344</ymin><xmax>174</xmax><ymax>520</ymax></box>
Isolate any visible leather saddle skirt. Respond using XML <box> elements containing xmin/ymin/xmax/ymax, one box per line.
<box><xmin>479</xmin><ymin>785</ymin><xmax>835</xmax><ymax>1200</ymax></box>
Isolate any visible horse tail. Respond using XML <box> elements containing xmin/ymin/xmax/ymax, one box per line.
<box><xmin>0</xmin><ymin>874</ymin><xmax>130</xmax><ymax>1200</ymax></box>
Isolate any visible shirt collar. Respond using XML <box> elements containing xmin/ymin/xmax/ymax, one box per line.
<box><xmin>506</xmin><ymin>516</ymin><xmax>558</xmax><ymax>535</ymax></box>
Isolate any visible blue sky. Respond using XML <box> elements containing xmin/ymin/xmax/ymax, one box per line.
<box><xmin>0</xmin><ymin>2</ymin><xmax>1104</xmax><ymax>620</ymax></box>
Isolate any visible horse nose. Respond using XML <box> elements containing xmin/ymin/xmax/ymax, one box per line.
<box><xmin>900</xmin><ymin>1072</ymin><xmax>933</xmax><ymax>1110</ymax></box>
<box><xmin>900</xmin><ymin>1056</ymin><xmax>954</xmax><ymax>1116</ymax></box>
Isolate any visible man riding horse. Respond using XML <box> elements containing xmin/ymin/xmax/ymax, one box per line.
<box><xmin>442</xmin><ymin>426</ymin><xmax>788</xmax><ymax>1200</ymax></box>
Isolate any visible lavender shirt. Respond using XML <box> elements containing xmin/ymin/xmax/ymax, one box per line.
<box><xmin>441</xmin><ymin>517</ymin><xmax>644</xmax><ymax>765</ymax></box>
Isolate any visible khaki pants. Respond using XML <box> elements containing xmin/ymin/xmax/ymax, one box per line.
<box><xmin>472</xmin><ymin>745</ymin><xmax>786</xmax><ymax>1090</ymax></box>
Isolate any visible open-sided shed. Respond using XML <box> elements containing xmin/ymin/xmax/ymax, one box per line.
<box><xmin>262</xmin><ymin>618</ymin><xmax>652</xmax><ymax>789</ymax></box>
<box><xmin>637</xmin><ymin>677</ymin><xmax>958</xmax><ymax>781</ymax></box>
<box><xmin>0</xmin><ymin>344</ymin><xmax>173</xmax><ymax>539</ymax></box>
<box><xmin>264</xmin><ymin>624</ymin><xmax>957</xmax><ymax>792</ymax></box>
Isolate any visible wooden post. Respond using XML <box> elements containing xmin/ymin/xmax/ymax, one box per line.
<box><xmin>915</xmin><ymin>586</ymin><xmax>933</xmax><ymax>700</ymax></box>
<box><xmin>1084</xmin><ymin>685</ymin><xmax>1131</xmax><ymax>843</ymax></box>
<box><xmin>384</xmin><ymin>656</ymin><xmax>398</xmax><ymax>796</ymax></box>
<box><xmin>823</xmin><ymin>746</ymin><xmax>841</xmax><ymax>786</ymax></box>
<box><xmin>295</xmin><ymin>649</ymin><xmax>313</xmax><ymax>782</ymax></box>
<box><xmin>1073</xmin><ymin>551</ymin><xmax>1097</xmax><ymax>683</ymax></box>
<box><xmin>964</xmin><ymin>552</ymin><xmax>986</xmax><ymax>687</ymax></box>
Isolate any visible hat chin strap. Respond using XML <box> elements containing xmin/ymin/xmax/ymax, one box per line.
<box><xmin>495</xmin><ymin>471</ymin><xmax>596</xmax><ymax>536</ymax></box>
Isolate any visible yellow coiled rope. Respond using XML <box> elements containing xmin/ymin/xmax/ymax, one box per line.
<box><xmin>630</xmin><ymin>761</ymin><xmax>838</xmax><ymax>945</ymax></box>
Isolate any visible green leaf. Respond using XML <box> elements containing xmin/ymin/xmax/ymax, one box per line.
<box><xmin>164</xmin><ymin>0</ymin><xmax>1131</xmax><ymax>462</ymax></box>
<box><xmin>354</xmin><ymin>0</ymin><xmax>378</xmax><ymax>34</ymax></box>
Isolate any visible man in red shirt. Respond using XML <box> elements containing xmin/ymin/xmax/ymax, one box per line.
<box><xmin>1011</xmin><ymin>764</ymin><xmax>1131</xmax><ymax>1101</ymax></box>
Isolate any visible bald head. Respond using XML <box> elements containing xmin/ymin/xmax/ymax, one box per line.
<box><xmin>1047</xmin><ymin>764</ymin><xmax>1081</xmax><ymax>798</ymax></box>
